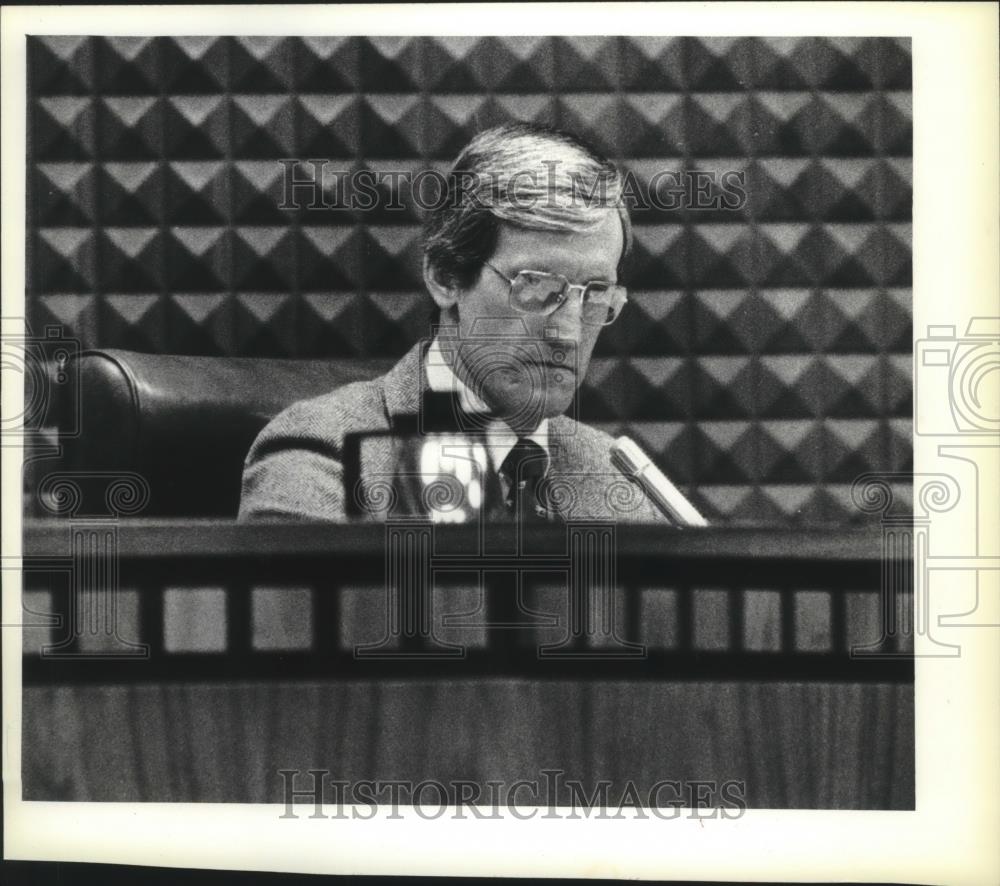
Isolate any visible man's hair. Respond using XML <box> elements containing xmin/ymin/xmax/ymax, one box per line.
<box><xmin>423</xmin><ymin>122</ymin><xmax>632</xmax><ymax>290</ymax></box>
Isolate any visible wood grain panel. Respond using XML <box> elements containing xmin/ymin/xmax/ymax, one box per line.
<box><xmin>23</xmin><ymin>679</ymin><xmax>913</xmax><ymax>808</ymax></box>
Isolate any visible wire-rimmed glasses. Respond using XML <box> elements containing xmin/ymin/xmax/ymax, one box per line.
<box><xmin>483</xmin><ymin>262</ymin><xmax>628</xmax><ymax>326</ymax></box>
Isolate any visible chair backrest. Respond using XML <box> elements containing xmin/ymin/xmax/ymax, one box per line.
<box><xmin>57</xmin><ymin>350</ymin><xmax>392</xmax><ymax>517</ymax></box>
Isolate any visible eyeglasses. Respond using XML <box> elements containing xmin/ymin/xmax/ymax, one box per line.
<box><xmin>483</xmin><ymin>262</ymin><xmax>628</xmax><ymax>327</ymax></box>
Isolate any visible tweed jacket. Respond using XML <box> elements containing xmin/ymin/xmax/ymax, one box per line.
<box><xmin>239</xmin><ymin>342</ymin><xmax>664</xmax><ymax>523</ymax></box>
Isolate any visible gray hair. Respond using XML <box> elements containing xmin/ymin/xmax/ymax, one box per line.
<box><xmin>423</xmin><ymin>123</ymin><xmax>632</xmax><ymax>289</ymax></box>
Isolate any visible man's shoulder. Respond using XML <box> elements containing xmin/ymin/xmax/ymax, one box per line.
<box><xmin>239</xmin><ymin>371</ymin><xmax>395</xmax><ymax>522</ymax></box>
<box><xmin>255</xmin><ymin>375</ymin><xmax>389</xmax><ymax>449</ymax></box>
<box><xmin>549</xmin><ymin>415</ymin><xmax>618</xmax><ymax>469</ymax></box>
<box><xmin>547</xmin><ymin>416</ymin><xmax>663</xmax><ymax>522</ymax></box>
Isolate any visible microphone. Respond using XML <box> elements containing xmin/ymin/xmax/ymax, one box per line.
<box><xmin>610</xmin><ymin>436</ymin><xmax>708</xmax><ymax>527</ymax></box>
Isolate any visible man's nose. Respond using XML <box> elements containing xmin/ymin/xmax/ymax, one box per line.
<box><xmin>543</xmin><ymin>287</ymin><xmax>586</xmax><ymax>342</ymax></box>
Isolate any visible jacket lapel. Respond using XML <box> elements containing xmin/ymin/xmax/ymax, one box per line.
<box><xmin>361</xmin><ymin>340</ymin><xmax>430</xmax><ymax>513</ymax></box>
<box><xmin>546</xmin><ymin>417</ymin><xmax>591</xmax><ymax>520</ymax></box>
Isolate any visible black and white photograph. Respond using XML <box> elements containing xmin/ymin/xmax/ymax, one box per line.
<box><xmin>2</xmin><ymin>3</ymin><xmax>998</xmax><ymax>883</ymax></box>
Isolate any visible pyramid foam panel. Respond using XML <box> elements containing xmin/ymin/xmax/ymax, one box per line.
<box><xmin>26</xmin><ymin>36</ymin><xmax>912</xmax><ymax>524</ymax></box>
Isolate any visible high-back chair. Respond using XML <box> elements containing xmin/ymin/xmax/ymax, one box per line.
<box><xmin>54</xmin><ymin>350</ymin><xmax>392</xmax><ymax>517</ymax></box>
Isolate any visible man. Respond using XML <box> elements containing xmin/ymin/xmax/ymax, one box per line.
<box><xmin>239</xmin><ymin>123</ymin><xmax>670</xmax><ymax>523</ymax></box>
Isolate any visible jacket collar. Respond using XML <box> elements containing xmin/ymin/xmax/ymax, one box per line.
<box><xmin>381</xmin><ymin>339</ymin><xmax>429</xmax><ymax>424</ymax></box>
<box><xmin>380</xmin><ymin>340</ymin><xmax>587</xmax><ymax>479</ymax></box>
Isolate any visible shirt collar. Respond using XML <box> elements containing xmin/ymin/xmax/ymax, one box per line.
<box><xmin>425</xmin><ymin>337</ymin><xmax>549</xmax><ymax>472</ymax></box>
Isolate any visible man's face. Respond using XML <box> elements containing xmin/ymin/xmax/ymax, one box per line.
<box><xmin>450</xmin><ymin>209</ymin><xmax>623</xmax><ymax>433</ymax></box>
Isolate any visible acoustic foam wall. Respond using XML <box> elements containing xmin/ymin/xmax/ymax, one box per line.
<box><xmin>26</xmin><ymin>36</ymin><xmax>912</xmax><ymax>523</ymax></box>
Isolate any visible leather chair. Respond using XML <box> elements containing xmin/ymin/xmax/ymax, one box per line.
<box><xmin>56</xmin><ymin>350</ymin><xmax>392</xmax><ymax>517</ymax></box>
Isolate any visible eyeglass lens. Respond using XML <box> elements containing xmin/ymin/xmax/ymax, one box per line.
<box><xmin>511</xmin><ymin>271</ymin><xmax>622</xmax><ymax>324</ymax></box>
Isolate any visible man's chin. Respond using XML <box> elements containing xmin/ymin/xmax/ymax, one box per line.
<box><xmin>487</xmin><ymin>390</ymin><xmax>575</xmax><ymax>429</ymax></box>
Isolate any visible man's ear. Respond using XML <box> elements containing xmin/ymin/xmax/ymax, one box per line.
<box><xmin>423</xmin><ymin>256</ymin><xmax>460</xmax><ymax>311</ymax></box>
